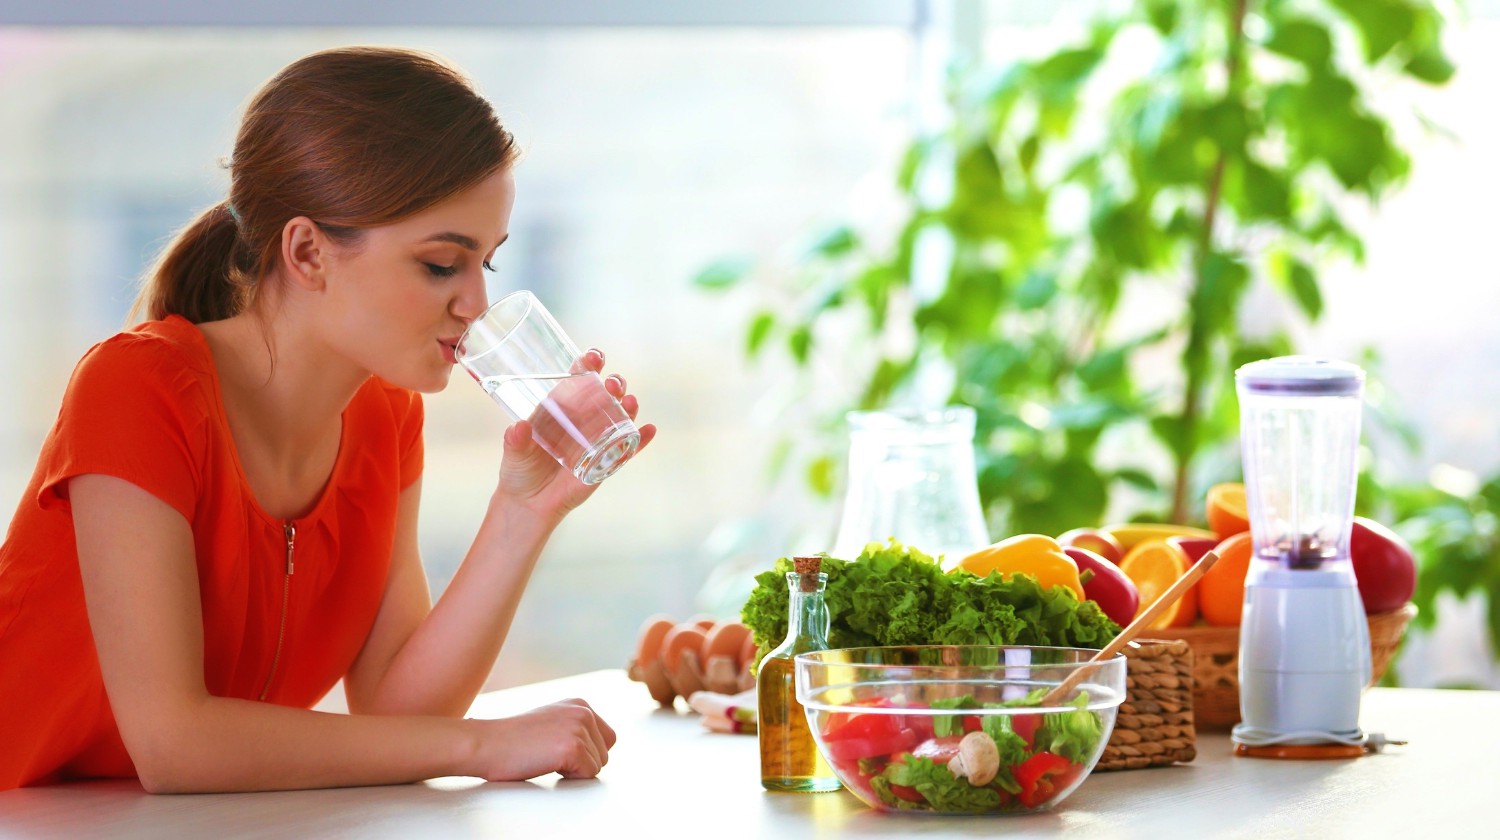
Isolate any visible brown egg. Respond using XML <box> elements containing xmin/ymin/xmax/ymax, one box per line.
<box><xmin>660</xmin><ymin>623</ymin><xmax>708</xmax><ymax>675</ymax></box>
<box><xmin>701</xmin><ymin>621</ymin><xmax>751</xmax><ymax>663</ymax></box>
<box><xmin>633</xmin><ymin>614</ymin><xmax>676</xmax><ymax>666</ymax></box>
<box><xmin>739</xmin><ymin>627</ymin><xmax>759</xmax><ymax>668</ymax></box>
<box><xmin>685</xmin><ymin>613</ymin><xmax>717</xmax><ymax>632</ymax></box>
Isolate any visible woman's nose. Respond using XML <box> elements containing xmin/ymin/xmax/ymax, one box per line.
<box><xmin>455</xmin><ymin>271</ymin><xmax>489</xmax><ymax>321</ymax></box>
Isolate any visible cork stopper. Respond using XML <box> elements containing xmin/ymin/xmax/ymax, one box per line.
<box><xmin>793</xmin><ymin>555</ymin><xmax>822</xmax><ymax>592</ymax></box>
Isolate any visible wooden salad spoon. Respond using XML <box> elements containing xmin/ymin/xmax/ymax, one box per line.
<box><xmin>1041</xmin><ymin>549</ymin><xmax>1220</xmax><ymax>707</ymax></box>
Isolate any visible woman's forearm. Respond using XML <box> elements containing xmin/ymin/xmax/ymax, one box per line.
<box><xmin>134</xmin><ymin>696</ymin><xmax>475</xmax><ymax>793</ymax></box>
<box><xmin>353</xmin><ymin>499</ymin><xmax>559</xmax><ymax>717</ymax></box>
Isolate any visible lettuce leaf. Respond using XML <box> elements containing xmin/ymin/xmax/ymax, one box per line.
<box><xmin>740</xmin><ymin>539</ymin><xmax>1121</xmax><ymax>655</ymax></box>
<box><xmin>1036</xmin><ymin>691</ymin><xmax>1106</xmax><ymax>764</ymax></box>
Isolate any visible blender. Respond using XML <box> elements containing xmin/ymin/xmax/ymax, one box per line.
<box><xmin>1232</xmin><ymin>357</ymin><xmax>1371</xmax><ymax>757</ymax></box>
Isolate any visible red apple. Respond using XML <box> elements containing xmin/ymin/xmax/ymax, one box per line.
<box><xmin>1064</xmin><ymin>546</ymin><xmax>1140</xmax><ymax>626</ymax></box>
<box><xmin>1058</xmin><ymin>527</ymin><xmax>1126</xmax><ymax>565</ymax></box>
<box><xmin>1350</xmin><ymin>517</ymin><xmax>1416</xmax><ymax>614</ymax></box>
<box><xmin>1167</xmin><ymin>536</ymin><xmax>1218</xmax><ymax>564</ymax></box>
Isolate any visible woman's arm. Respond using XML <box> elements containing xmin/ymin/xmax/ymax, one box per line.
<box><xmin>343</xmin><ymin>353</ymin><xmax>656</xmax><ymax>717</ymax></box>
<box><xmin>341</xmin><ymin>466</ymin><xmax>558</xmax><ymax>717</ymax></box>
<box><xmin>71</xmin><ymin>474</ymin><xmax>613</xmax><ymax>793</ymax></box>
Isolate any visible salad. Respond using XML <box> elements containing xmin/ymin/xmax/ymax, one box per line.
<box><xmin>813</xmin><ymin>688</ymin><xmax>1107</xmax><ymax>814</ymax></box>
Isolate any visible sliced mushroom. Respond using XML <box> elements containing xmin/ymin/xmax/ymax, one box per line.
<box><xmin>948</xmin><ymin>731</ymin><xmax>1000</xmax><ymax>787</ymax></box>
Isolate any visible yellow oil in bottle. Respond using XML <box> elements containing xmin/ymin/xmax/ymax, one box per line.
<box><xmin>758</xmin><ymin>556</ymin><xmax>842</xmax><ymax>793</ymax></box>
<box><xmin>758</xmin><ymin>655</ymin><xmax>840</xmax><ymax>791</ymax></box>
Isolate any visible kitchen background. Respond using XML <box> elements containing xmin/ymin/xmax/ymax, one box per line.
<box><xmin>1</xmin><ymin>1</ymin><xmax>1496</xmax><ymax>694</ymax></box>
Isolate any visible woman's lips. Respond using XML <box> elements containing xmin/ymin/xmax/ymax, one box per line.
<box><xmin>439</xmin><ymin>339</ymin><xmax>459</xmax><ymax>365</ymax></box>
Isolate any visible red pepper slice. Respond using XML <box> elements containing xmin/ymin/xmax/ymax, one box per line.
<box><xmin>1011</xmin><ymin>713</ymin><xmax>1042</xmax><ymax>748</ymax></box>
<box><xmin>1015</xmin><ymin>751</ymin><xmax>1074</xmax><ymax>809</ymax></box>
<box><xmin>887</xmin><ymin>783</ymin><xmax>926</xmax><ymax>803</ymax></box>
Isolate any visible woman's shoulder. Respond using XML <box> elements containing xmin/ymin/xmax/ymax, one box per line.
<box><xmin>76</xmin><ymin>315</ymin><xmax>215</xmax><ymax>383</ymax></box>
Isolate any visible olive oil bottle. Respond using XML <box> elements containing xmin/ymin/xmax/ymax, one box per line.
<box><xmin>757</xmin><ymin>555</ymin><xmax>841</xmax><ymax>792</ymax></box>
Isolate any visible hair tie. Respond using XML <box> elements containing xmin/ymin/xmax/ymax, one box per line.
<box><xmin>225</xmin><ymin>203</ymin><xmax>241</xmax><ymax>223</ymax></box>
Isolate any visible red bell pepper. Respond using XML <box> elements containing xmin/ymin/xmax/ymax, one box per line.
<box><xmin>822</xmin><ymin>705</ymin><xmax>921</xmax><ymax>762</ymax></box>
<box><xmin>1015</xmin><ymin>751</ymin><xmax>1075</xmax><ymax>809</ymax></box>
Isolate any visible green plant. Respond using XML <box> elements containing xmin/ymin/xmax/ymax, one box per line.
<box><xmin>696</xmin><ymin>0</ymin><xmax>1454</xmax><ymax>537</ymax></box>
<box><xmin>1365</xmin><ymin>466</ymin><xmax>1500</xmax><ymax>676</ymax></box>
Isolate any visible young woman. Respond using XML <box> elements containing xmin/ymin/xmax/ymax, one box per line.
<box><xmin>0</xmin><ymin>46</ymin><xmax>654</xmax><ymax>792</ymax></box>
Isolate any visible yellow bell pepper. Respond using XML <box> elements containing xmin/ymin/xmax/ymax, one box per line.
<box><xmin>944</xmin><ymin>534</ymin><xmax>1086</xmax><ymax>600</ymax></box>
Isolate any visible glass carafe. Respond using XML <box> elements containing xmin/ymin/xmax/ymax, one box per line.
<box><xmin>831</xmin><ymin>406</ymin><xmax>989</xmax><ymax>561</ymax></box>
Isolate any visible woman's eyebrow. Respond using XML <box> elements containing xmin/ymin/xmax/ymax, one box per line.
<box><xmin>423</xmin><ymin>232</ymin><xmax>480</xmax><ymax>250</ymax></box>
<box><xmin>423</xmin><ymin>232</ymin><xmax>509</xmax><ymax>251</ymax></box>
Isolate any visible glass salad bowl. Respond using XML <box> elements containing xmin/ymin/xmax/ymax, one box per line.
<box><xmin>794</xmin><ymin>645</ymin><xmax>1126</xmax><ymax>815</ymax></box>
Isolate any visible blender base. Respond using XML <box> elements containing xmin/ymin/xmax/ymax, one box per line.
<box><xmin>1234</xmin><ymin>742</ymin><xmax>1365</xmax><ymax>760</ymax></box>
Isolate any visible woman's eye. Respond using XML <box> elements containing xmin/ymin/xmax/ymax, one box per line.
<box><xmin>482</xmin><ymin>260</ymin><xmax>496</xmax><ymax>273</ymax></box>
<box><xmin>423</xmin><ymin>262</ymin><xmax>458</xmax><ymax>278</ymax></box>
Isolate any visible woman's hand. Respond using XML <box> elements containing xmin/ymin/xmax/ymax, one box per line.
<box><xmin>468</xmin><ymin>698</ymin><xmax>618</xmax><ymax>781</ymax></box>
<box><xmin>493</xmin><ymin>348</ymin><xmax>656</xmax><ymax>520</ymax></box>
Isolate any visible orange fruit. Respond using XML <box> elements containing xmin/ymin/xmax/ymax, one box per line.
<box><xmin>1199</xmin><ymin>531</ymin><xmax>1254</xmax><ymax>626</ymax></box>
<box><xmin>1118</xmin><ymin>540</ymin><xmax>1198</xmax><ymax>629</ymax></box>
<box><xmin>1206</xmin><ymin>482</ymin><xmax>1250</xmax><ymax>538</ymax></box>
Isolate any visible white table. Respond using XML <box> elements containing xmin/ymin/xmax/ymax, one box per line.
<box><xmin>1</xmin><ymin>670</ymin><xmax>1493</xmax><ymax>838</ymax></box>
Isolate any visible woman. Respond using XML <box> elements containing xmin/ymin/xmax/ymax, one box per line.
<box><xmin>0</xmin><ymin>46</ymin><xmax>654</xmax><ymax>792</ymax></box>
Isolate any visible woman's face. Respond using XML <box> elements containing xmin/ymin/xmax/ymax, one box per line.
<box><xmin>316</xmin><ymin>167</ymin><xmax>516</xmax><ymax>393</ymax></box>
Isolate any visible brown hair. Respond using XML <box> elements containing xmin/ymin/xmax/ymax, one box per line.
<box><xmin>132</xmin><ymin>46</ymin><xmax>518</xmax><ymax>324</ymax></box>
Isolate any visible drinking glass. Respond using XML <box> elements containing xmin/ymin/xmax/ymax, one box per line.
<box><xmin>456</xmin><ymin>290</ymin><xmax>640</xmax><ymax>485</ymax></box>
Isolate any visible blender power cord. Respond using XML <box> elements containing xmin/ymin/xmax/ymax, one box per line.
<box><xmin>1231</xmin><ymin>727</ymin><xmax>1408</xmax><ymax>752</ymax></box>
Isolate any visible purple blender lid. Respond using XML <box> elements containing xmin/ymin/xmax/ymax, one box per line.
<box><xmin>1235</xmin><ymin>356</ymin><xmax>1365</xmax><ymax>396</ymax></box>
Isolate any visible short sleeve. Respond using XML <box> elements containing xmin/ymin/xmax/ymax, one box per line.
<box><xmin>37</xmin><ymin>332</ymin><xmax>209</xmax><ymax>523</ymax></box>
<box><xmin>380</xmin><ymin>383</ymin><xmax>424</xmax><ymax>490</ymax></box>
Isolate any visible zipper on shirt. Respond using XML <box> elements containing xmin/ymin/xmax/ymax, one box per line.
<box><xmin>258</xmin><ymin>521</ymin><xmax>296</xmax><ymax>701</ymax></box>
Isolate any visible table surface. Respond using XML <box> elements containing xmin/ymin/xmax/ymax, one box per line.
<box><xmin>1</xmin><ymin>671</ymin><xmax>1494</xmax><ymax>839</ymax></box>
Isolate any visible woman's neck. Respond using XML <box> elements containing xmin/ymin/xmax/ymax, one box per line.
<box><xmin>198</xmin><ymin>307</ymin><xmax>366</xmax><ymax>520</ymax></box>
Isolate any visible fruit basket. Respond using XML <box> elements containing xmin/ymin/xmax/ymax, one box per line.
<box><xmin>1149</xmin><ymin>604</ymin><xmax>1417</xmax><ymax>730</ymax></box>
<box><xmin>1097</xmin><ymin>639</ymin><xmax>1197</xmax><ymax>771</ymax></box>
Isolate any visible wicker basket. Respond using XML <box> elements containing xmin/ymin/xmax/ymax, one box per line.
<box><xmin>1147</xmin><ymin>603</ymin><xmax>1417</xmax><ymax>730</ymax></box>
<box><xmin>1097</xmin><ymin>639</ymin><xmax>1198</xmax><ymax>771</ymax></box>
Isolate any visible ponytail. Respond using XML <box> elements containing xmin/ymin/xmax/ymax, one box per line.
<box><xmin>130</xmin><ymin>201</ymin><xmax>254</xmax><ymax>325</ymax></box>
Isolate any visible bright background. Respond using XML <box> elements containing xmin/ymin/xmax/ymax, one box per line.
<box><xmin>1</xmin><ymin>1</ymin><xmax>1496</xmax><ymax>692</ymax></box>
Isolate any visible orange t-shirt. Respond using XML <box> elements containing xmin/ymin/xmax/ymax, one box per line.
<box><xmin>0</xmin><ymin>315</ymin><xmax>423</xmax><ymax>789</ymax></box>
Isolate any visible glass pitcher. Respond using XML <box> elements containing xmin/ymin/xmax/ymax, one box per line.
<box><xmin>830</xmin><ymin>406</ymin><xmax>990</xmax><ymax>562</ymax></box>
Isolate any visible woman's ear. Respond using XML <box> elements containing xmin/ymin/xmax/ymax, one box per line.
<box><xmin>280</xmin><ymin>216</ymin><xmax>328</xmax><ymax>292</ymax></box>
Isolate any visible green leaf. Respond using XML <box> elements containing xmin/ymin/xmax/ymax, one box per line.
<box><xmin>1114</xmin><ymin>468</ymin><xmax>1159</xmax><ymax>492</ymax></box>
<box><xmin>787</xmin><ymin>325</ymin><xmax>812</xmax><ymax>365</ymax></box>
<box><xmin>691</xmin><ymin>257</ymin><xmax>753</xmax><ymax>290</ymax></box>
<box><xmin>1264</xmin><ymin>17</ymin><xmax>1334</xmax><ymax>68</ymax></box>
<box><xmin>1191</xmin><ymin>252</ymin><xmax>1251</xmax><ymax>338</ymax></box>
<box><xmin>1144</xmin><ymin>0</ymin><xmax>1178</xmax><ymax>35</ymax></box>
<box><xmin>1150</xmin><ymin>414</ymin><xmax>1194</xmax><ymax>462</ymax></box>
<box><xmin>859</xmin><ymin>357</ymin><xmax>917</xmax><ymax>409</ymax></box>
<box><xmin>1032</xmin><ymin>45</ymin><xmax>1106</xmax><ymax>98</ymax></box>
<box><xmin>1328</xmin><ymin>0</ymin><xmax>1416</xmax><ymax>64</ymax></box>
<box><xmin>806</xmin><ymin>454</ymin><xmax>837</xmax><ymax>497</ymax></box>
<box><xmin>1015</xmin><ymin>270</ymin><xmax>1058</xmax><ymax>310</ymax></box>
<box><xmin>897</xmin><ymin>137</ymin><xmax>934</xmax><ymax>195</ymax></box>
<box><xmin>804</xmin><ymin>225</ymin><xmax>859</xmax><ymax>259</ymax></box>
<box><xmin>1284</xmin><ymin>258</ymin><xmax>1323</xmax><ymax>321</ymax></box>
<box><xmin>1238</xmin><ymin>159</ymin><xmax>1292</xmax><ymax>219</ymax></box>
<box><xmin>1078</xmin><ymin>348</ymin><xmax>1127</xmax><ymax>391</ymax></box>
<box><xmin>1404</xmin><ymin>44</ymin><xmax>1456</xmax><ymax>84</ymax></box>
<box><xmin>745</xmin><ymin>310</ymin><xmax>776</xmax><ymax>357</ymax></box>
<box><xmin>1091</xmin><ymin>199</ymin><xmax>1158</xmax><ymax>270</ymax></box>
